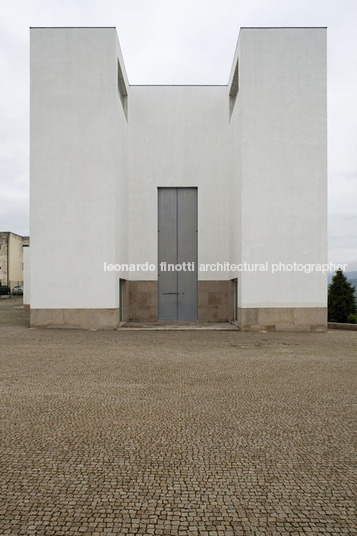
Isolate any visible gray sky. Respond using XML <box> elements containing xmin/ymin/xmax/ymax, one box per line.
<box><xmin>0</xmin><ymin>0</ymin><xmax>356</xmax><ymax>270</ymax></box>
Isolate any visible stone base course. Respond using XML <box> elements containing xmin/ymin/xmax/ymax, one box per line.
<box><xmin>127</xmin><ymin>280</ymin><xmax>235</xmax><ymax>323</ymax></box>
<box><xmin>30</xmin><ymin>284</ymin><xmax>327</xmax><ymax>332</ymax></box>
<box><xmin>238</xmin><ymin>307</ymin><xmax>327</xmax><ymax>332</ymax></box>
<box><xmin>328</xmin><ymin>322</ymin><xmax>357</xmax><ymax>331</ymax></box>
<box><xmin>30</xmin><ymin>308</ymin><xmax>119</xmax><ymax>329</ymax></box>
<box><xmin>128</xmin><ymin>281</ymin><xmax>158</xmax><ymax>321</ymax></box>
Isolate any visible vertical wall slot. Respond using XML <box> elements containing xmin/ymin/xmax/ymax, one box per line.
<box><xmin>117</xmin><ymin>60</ymin><xmax>128</xmax><ymax>119</ymax></box>
<box><xmin>229</xmin><ymin>59</ymin><xmax>239</xmax><ymax>119</ymax></box>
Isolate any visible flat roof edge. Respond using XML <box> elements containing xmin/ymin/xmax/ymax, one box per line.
<box><xmin>130</xmin><ymin>84</ymin><xmax>227</xmax><ymax>88</ymax></box>
<box><xmin>240</xmin><ymin>26</ymin><xmax>327</xmax><ymax>29</ymax></box>
<box><xmin>30</xmin><ymin>26</ymin><xmax>116</xmax><ymax>29</ymax></box>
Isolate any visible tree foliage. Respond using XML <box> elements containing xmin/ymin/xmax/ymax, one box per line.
<box><xmin>347</xmin><ymin>313</ymin><xmax>357</xmax><ymax>324</ymax></box>
<box><xmin>328</xmin><ymin>270</ymin><xmax>357</xmax><ymax>323</ymax></box>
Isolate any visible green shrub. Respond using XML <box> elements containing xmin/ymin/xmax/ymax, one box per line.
<box><xmin>347</xmin><ymin>313</ymin><xmax>357</xmax><ymax>324</ymax></box>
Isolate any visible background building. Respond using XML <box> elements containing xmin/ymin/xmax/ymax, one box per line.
<box><xmin>29</xmin><ymin>27</ymin><xmax>327</xmax><ymax>330</ymax></box>
<box><xmin>0</xmin><ymin>232</ymin><xmax>29</xmax><ymax>289</ymax></box>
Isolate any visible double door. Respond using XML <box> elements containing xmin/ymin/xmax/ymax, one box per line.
<box><xmin>158</xmin><ymin>188</ymin><xmax>198</xmax><ymax>321</ymax></box>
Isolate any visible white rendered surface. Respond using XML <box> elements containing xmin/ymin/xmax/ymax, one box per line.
<box><xmin>127</xmin><ymin>85</ymin><xmax>231</xmax><ymax>281</ymax></box>
<box><xmin>30</xmin><ymin>27</ymin><xmax>327</xmax><ymax>311</ymax></box>
<box><xmin>230</xmin><ymin>28</ymin><xmax>327</xmax><ymax>308</ymax></box>
<box><xmin>30</xmin><ymin>28</ymin><xmax>128</xmax><ymax>309</ymax></box>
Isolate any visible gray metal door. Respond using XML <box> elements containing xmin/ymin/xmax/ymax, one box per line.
<box><xmin>158</xmin><ymin>188</ymin><xmax>198</xmax><ymax>321</ymax></box>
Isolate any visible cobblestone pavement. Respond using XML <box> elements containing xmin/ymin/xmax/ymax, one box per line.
<box><xmin>0</xmin><ymin>300</ymin><xmax>356</xmax><ymax>535</ymax></box>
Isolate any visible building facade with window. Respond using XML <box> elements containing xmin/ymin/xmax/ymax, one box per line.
<box><xmin>29</xmin><ymin>27</ymin><xmax>327</xmax><ymax>330</ymax></box>
<box><xmin>0</xmin><ymin>232</ymin><xmax>29</xmax><ymax>289</ymax></box>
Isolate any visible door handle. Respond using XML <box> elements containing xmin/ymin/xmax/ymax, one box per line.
<box><xmin>162</xmin><ymin>292</ymin><xmax>185</xmax><ymax>295</ymax></box>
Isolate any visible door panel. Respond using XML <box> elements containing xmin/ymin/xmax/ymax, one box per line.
<box><xmin>177</xmin><ymin>188</ymin><xmax>198</xmax><ymax>320</ymax></box>
<box><xmin>158</xmin><ymin>188</ymin><xmax>178</xmax><ymax>321</ymax></box>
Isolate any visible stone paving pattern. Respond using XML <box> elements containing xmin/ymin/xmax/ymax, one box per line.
<box><xmin>0</xmin><ymin>299</ymin><xmax>356</xmax><ymax>535</ymax></box>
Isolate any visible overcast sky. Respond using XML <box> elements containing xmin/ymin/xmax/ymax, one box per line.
<box><xmin>0</xmin><ymin>0</ymin><xmax>356</xmax><ymax>270</ymax></box>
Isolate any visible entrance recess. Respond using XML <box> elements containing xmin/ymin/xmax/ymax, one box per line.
<box><xmin>158</xmin><ymin>188</ymin><xmax>198</xmax><ymax>321</ymax></box>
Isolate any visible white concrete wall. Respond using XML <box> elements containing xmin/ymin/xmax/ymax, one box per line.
<box><xmin>30</xmin><ymin>28</ymin><xmax>128</xmax><ymax>309</ymax></box>
<box><xmin>228</xmin><ymin>37</ymin><xmax>243</xmax><ymax>302</ymax></box>
<box><xmin>30</xmin><ymin>27</ymin><xmax>327</xmax><ymax>316</ymax></box>
<box><xmin>233</xmin><ymin>28</ymin><xmax>327</xmax><ymax>308</ymax></box>
<box><xmin>127</xmin><ymin>86</ymin><xmax>231</xmax><ymax>280</ymax></box>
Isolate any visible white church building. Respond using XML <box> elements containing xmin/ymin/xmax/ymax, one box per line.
<box><xmin>28</xmin><ymin>26</ymin><xmax>327</xmax><ymax>330</ymax></box>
